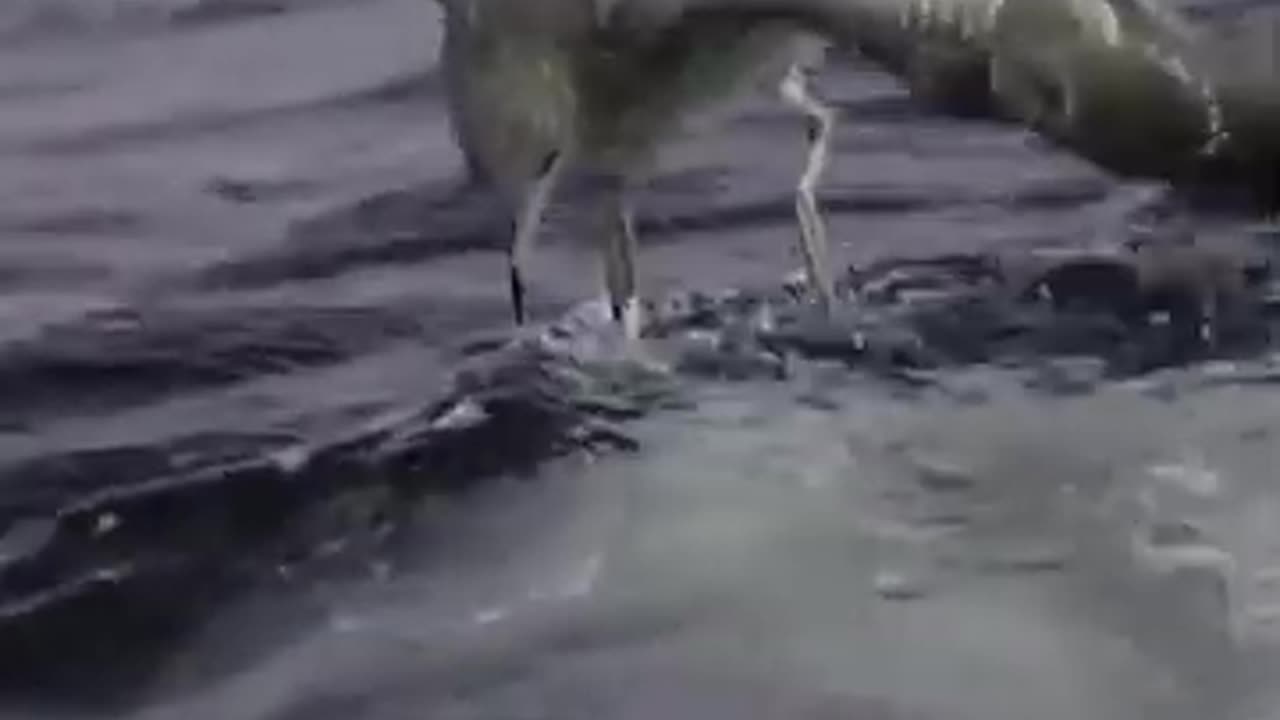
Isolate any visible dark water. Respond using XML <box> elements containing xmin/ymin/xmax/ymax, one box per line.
<box><xmin>3</xmin><ymin>0</ymin><xmax>1280</xmax><ymax>718</ymax></box>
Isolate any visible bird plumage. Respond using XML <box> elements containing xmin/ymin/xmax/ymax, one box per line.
<box><xmin>433</xmin><ymin>0</ymin><xmax>1247</xmax><ymax>335</ymax></box>
<box><xmin>434</xmin><ymin>0</ymin><xmax>842</xmax><ymax>332</ymax></box>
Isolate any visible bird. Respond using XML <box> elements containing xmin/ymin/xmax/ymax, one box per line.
<box><xmin>432</xmin><ymin>0</ymin><xmax>1261</xmax><ymax>342</ymax></box>
<box><xmin>432</xmin><ymin>0</ymin><xmax>854</xmax><ymax>339</ymax></box>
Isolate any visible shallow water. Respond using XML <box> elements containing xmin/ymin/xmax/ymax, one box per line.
<box><xmin>120</xmin><ymin>354</ymin><xmax>1280</xmax><ymax>720</ymax></box>
<box><xmin>3</xmin><ymin>0</ymin><xmax>1280</xmax><ymax>717</ymax></box>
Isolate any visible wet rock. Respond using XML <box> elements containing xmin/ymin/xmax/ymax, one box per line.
<box><xmin>996</xmin><ymin>232</ymin><xmax>1277</xmax><ymax>370</ymax></box>
<box><xmin>644</xmin><ymin>291</ymin><xmax>729</xmax><ymax>337</ymax></box>
<box><xmin>0</xmin><ymin>328</ymin><xmax>677</xmax><ymax>708</ymax></box>
<box><xmin>906</xmin><ymin>296</ymin><xmax>1021</xmax><ymax>365</ymax></box>
<box><xmin>852</xmin><ymin>254</ymin><xmax>1002</xmax><ymax>304</ymax></box>
<box><xmin>1019</xmin><ymin>255</ymin><xmax>1145</xmax><ymax>321</ymax></box>
<box><xmin>671</xmin><ymin>331</ymin><xmax>788</xmax><ymax>382</ymax></box>
<box><xmin>7</xmin><ymin>242</ymin><xmax>1280</xmax><ymax>708</ymax></box>
<box><xmin>760</xmin><ymin>310</ymin><xmax>939</xmax><ymax>378</ymax></box>
<box><xmin>758</xmin><ymin>311</ymin><xmax>869</xmax><ymax>362</ymax></box>
<box><xmin>640</xmin><ymin>243</ymin><xmax>1278</xmax><ymax>387</ymax></box>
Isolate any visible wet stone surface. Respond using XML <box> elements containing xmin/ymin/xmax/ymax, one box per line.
<box><xmin>1</xmin><ymin>226</ymin><xmax>1278</xmax><ymax>710</ymax></box>
<box><xmin>646</xmin><ymin>227</ymin><xmax>1276</xmax><ymax>387</ymax></box>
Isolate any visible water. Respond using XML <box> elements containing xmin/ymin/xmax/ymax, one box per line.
<box><xmin>2</xmin><ymin>0</ymin><xmax>1280</xmax><ymax>717</ymax></box>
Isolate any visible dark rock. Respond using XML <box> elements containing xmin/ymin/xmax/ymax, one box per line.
<box><xmin>0</xmin><ymin>557</ymin><xmax>230</xmax><ymax>709</ymax></box>
<box><xmin>0</xmin><ymin>332</ymin><xmax>670</xmax><ymax>708</ymax></box>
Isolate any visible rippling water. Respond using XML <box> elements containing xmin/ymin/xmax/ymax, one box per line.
<box><xmin>3</xmin><ymin>0</ymin><xmax>1280</xmax><ymax>717</ymax></box>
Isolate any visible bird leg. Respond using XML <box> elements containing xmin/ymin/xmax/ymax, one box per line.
<box><xmin>601</xmin><ymin>180</ymin><xmax>643</xmax><ymax>340</ymax></box>
<box><xmin>509</xmin><ymin>150</ymin><xmax>565</xmax><ymax>325</ymax></box>
<box><xmin>779</xmin><ymin>61</ymin><xmax>837</xmax><ymax>314</ymax></box>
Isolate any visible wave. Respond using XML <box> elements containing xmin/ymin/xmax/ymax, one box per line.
<box><xmin>19</xmin><ymin>65</ymin><xmax>440</xmax><ymax>157</ymax></box>
<box><xmin>0</xmin><ymin>303</ymin><xmax>439</xmax><ymax>427</ymax></box>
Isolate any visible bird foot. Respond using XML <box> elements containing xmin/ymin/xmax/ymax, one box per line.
<box><xmin>605</xmin><ymin>296</ymin><xmax>672</xmax><ymax>372</ymax></box>
<box><xmin>541</xmin><ymin>297</ymin><xmax>668</xmax><ymax>371</ymax></box>
<box><xmin>783</xmin><ymin>266</ymin><xmax>843</xmax><ymax>312</ymax></box>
